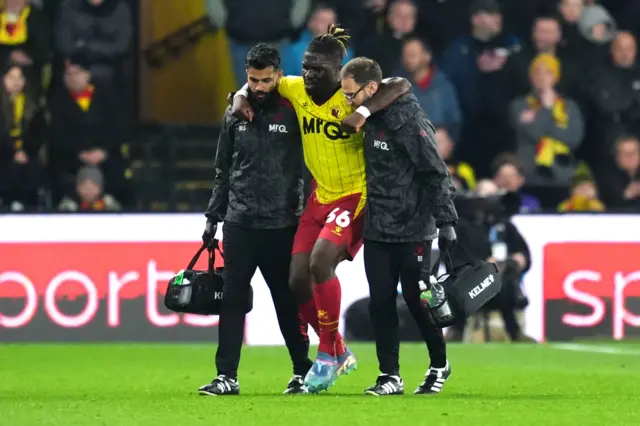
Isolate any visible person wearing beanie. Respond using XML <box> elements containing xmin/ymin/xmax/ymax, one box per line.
<box><xmin>578</xmin><ymin>1</ymin><xmax>617</xmax><ymax>45</ymax></box>
<box><xmin>509</xmin><ymin>53</ymin><xmax>585</xmax><ymax>208</ymax></box>
<box><xmin>57</xmin><ymin>165</ymin><xmax>121</xmax><ymax>211</ymax></box>
<box><xmin>504</xmin><ymin>14</ymin><xmax>583</xmax><ymax>103</ymax></box>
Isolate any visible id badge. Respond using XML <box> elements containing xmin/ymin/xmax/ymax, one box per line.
<box><xmin>492</xmin><ymin>242</ymin><xmax>508</xmax><ymax>262</ymax></box>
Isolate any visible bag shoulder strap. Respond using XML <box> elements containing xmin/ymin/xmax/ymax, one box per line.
<box><xmin>430</xmin><ymin>242</ymin><xmax>482</xmax><ymax>278</ymax></box>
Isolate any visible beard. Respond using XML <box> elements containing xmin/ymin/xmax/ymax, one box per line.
<box><xmin>249</xmin><ymin>88</ymin><xmax>273</xmax><ymax>104</ymax></box>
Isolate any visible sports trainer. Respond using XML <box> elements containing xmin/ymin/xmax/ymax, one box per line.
<box><xmin>340</xmin><ymin>57</ymin><xmax>458</xmax><ymax>396</ymax></box>
<box><xmin>200</xmin><ymin>44</ymin><xmax>312</xmax><ymax>396</ymax></box>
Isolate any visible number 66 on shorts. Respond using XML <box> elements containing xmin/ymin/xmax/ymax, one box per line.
<box><xmin>291</xmin><ymin>192</ymin><xmax>366</xmax><ymax>260</ymax></box>
<box><xmin>326</xmin><ymin>208</ymin><xmax>351</xmax><ymax>228</ymax></box>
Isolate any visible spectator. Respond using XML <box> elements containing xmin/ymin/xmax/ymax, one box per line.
<box><xmin>439</xmin><ymin>0</ymin><xmax>520</xmax><ymax>178</ymax></box>
<box><xmin>500</xmin><ymin>0</ymin><xmax>559</xmax><ymax>42</ymax></box>
<box><xmin>435</xmin><ymin>126</ymin><xmax>475</xmax><ymax>191</ymax></box>
<box><xmin>319</xmin><ymin>0</ymin><xmax>372</xmax><ymax>45</ymax></box>
<box><xmin>357</xmin><ymin>0</ymin><xmax>389</xmax><ymax>45</ymax></box>
<box><xmin>578</xmin><ymin>1</ymin><xmax>616</xmax><ymax>44</ymax></box>
<box><xmin>58</xmin><ymin>165</ymin><xmax>121</xmax><ymax>212</ymax></box>
<box><xmin>49</xmin><ymin>53</ymin><xmax>129</xmax><ymax>205</ymax></box>
<box><xmin>509</xmin><ymin>53</ymin><xmax>584</xmax><ymax>208</ymax></box>
<box><xmin>393</xmin><ymin>37</ymin><xmax>462</xmax><ymax>141</ymax></box>
<box><xmin>54</xmin><ymin>0</ymin><xmax>133</xmax><ymax>85</ymax></box>
<box><xmin>0</xmin><ymin>62</ymin><xmax>46</xmax><ymax>211</ymax></box>
<box><xmin>281</xmin><ymin>4</ymin><xmax>353</xmax><ymax>76</ymax></box>
<box><xmin>557</xmin><ymin>176</ymin><xmax>605</xmax><ymax>212</ymax></box>
<box><xmin>506</xmin><ymin>15</ymin><xmax>582</xmax><ymax>102</ymax></box>
<box><xmin>557</xmin><ymin>0</ymin><xmax>589</xmax><ymax>60</ymax></box>
<box><xmin>364</xmin><ymin>0</ymin><xmax>387</xmax><ymax>14</ymax></box>
<box><xmin>491</xmin><ymin>153</ymin><xmax>542</xmax><ymax>213</ymax></box>
<box><xmin>596</xmin><ymin>135</ymin><xmax>640</xmax><ymax>210</ymax></box>
<box><xmin>586</xmin><ymin>32</ymin><xmax>640</xmax><ymax>162</ymax></box>
<box><xmin>206</xmin><ymin>0</ymin><xmax>310</xmax><ymax>87</ymax></box>
<box><xmin>357</xmin><ymin>0</ymin><xmax>417</xmax><ymax>76</ymax></box>
<box><xmin>576</xmin><ymin>0</ymin><xmax>617</xmax><ymax>62</ymax></box>
<box><xmin>416</xmin><ymin>0</ymin><xmax>474</xmax><ymax>56</ymax></box>
<box><xmin>0</xmin><ymin>0</ymin><xmax>49</xmax><ymax>92</ymax></box>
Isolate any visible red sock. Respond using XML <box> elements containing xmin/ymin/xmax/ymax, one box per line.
<box><xmin>300</xmin><ymin>298</ymin><xmax>346</xmax><ymax>356</ymax></box>
<box><xmin>299</xmin><ymin>299</ymin><xmax>319</xmax><ymax>332</ymax></box>
<box><xmin>313</xmin><ymin>276</ymin><xmax>342</xmax><ymax>356</ymax></box>
<box><xmin>297</xmin><ymin>312</ymin><xmax>310</xmax><ymax>344</ymax></box>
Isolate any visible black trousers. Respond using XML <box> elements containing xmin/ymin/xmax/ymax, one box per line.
<box><xmin>363</xmin><ymin>238</ymin><xmax>447</xmax><ymax>376</ymax></box>
<box><xmin>216</xmin><ymin>223</ymin><xmax>312</xmax><ymax>379</ymax></box>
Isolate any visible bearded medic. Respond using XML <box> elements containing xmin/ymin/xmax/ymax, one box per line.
<box><xmin>231</xmin><ymin>25</ymin><xmax>411</xmax><ymax>392</ymax></box>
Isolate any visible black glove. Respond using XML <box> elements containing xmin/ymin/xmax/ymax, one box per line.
<box><xmin>202</xmin><ymin>220</ymin><xmax>218</xmax><ymax>249</ymax></box>
<box><xmin>437</xmin><ymin>225</ymin><xmax>457</xmax><ymax>255</ymax></box>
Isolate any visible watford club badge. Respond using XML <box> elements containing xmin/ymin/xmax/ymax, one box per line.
<box><xmin>331</xmin><ymin>107</ymin><xmax>340</xmax><ymax>118</ymax></box>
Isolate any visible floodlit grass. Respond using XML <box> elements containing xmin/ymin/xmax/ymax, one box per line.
<box><xmin>1</xmin><ymin>342</ymin><xmax>639</xmax><ymax>425</ymax></box>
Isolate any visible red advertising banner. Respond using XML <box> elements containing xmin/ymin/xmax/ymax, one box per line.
<box><xmin>0</xmin><ymin>242</ymin><xmax>223</xmax><ymax>341</ymax></box>
<box><xmin>3</xmin><ymin>214</ymin><xmax>640</xmax><ymax>343</ymax></box>
<box><xmin>543</xmin><ymin>242</ymin><xmax>640</xmax><ymax>341</ymax></box>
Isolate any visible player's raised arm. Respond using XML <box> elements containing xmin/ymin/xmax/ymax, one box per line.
<box><xmin>341</xmin><ymin>73</ymin><xmax>412</xmax><ymax>132</ymax></box>
<box><xmin>231</xmin><ymin>83</ymin><xmax>254</xmax><ymax>121</ymax></box>
<box><xmin>365</xmin><ymin>77</ymin><xmax>412</xmax><ymax>114</ymax></box>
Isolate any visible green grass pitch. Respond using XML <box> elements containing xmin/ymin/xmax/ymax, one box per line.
<box><xmin>1</xmin><ymin>342</ymin><xmax>639</xmax><ymax>425</ymax></box>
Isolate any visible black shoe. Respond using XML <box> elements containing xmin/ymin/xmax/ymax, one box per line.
<box><xmin>414</xmin><ymin>360</ymin><xmax>451</xmax><ymax>394</ymax></box>
<box><xmin>283</xmin><ymin>375</ymin><xmax>309</xmax><ymax>394</ymax></box>
<box><xmin>198</xmin><ymin>375</ymin><xmax>240</xmax><ymax>396</ymax></box>
<box><xmin>364</xmin><ymin>374</ymin><xmax>404</xmax><ymax>396</ymax></box>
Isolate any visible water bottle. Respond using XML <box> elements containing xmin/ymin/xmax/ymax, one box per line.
<box><xmin>420</xmin><ymin>276</ymin><xmax>455</xmax><ymax>327</ymax></box>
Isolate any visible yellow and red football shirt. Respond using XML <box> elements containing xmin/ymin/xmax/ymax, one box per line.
<box><xmin>277</xmin><ymin>76</ymin><xmax>366</xmax><ymax>215</ymax></box>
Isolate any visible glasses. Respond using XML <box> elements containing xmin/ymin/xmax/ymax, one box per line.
<box><xmin>342</xmin><ymin>82</ymin><xmax>370</xmax><ymax>102</ymax></box>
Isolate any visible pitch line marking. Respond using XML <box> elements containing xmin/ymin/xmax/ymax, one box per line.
<box><xmin>551</xmin><ymin>343</ymin><xmax>640</xmax><ymax>355</ymax></box>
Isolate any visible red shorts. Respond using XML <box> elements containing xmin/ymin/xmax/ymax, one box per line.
<box><xmin>292</xmin><ymin>191</ymin><xmax>365</xmax><ymax>260</ymax></box>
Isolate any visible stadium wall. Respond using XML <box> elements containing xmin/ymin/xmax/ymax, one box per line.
<box><xmin>1</xmin><ymin>214</ymin><xmax>639</xmax><ymax>342</ymax></box>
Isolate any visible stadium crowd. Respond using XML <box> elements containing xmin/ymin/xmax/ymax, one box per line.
<box><xmin>2</xmin><ymin>0</ymin><xmax>640</xmax><ymax>213</ymax></box>
<box><xmin>0</xmin><ymin>0</ymin><xmax>133</xmax><ymax>213</ymax></box>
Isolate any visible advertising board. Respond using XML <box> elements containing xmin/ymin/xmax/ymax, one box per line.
<box><xmin>1</xmin><ymin>214</ymin><xmax>639</xmax><ymax>342</ymax></box>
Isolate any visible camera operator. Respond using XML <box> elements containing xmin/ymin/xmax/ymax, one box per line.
<box><xmin>449</xmin><ymin>180</ymin><xmax>531</xmax><ymax>342</ymax></box>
